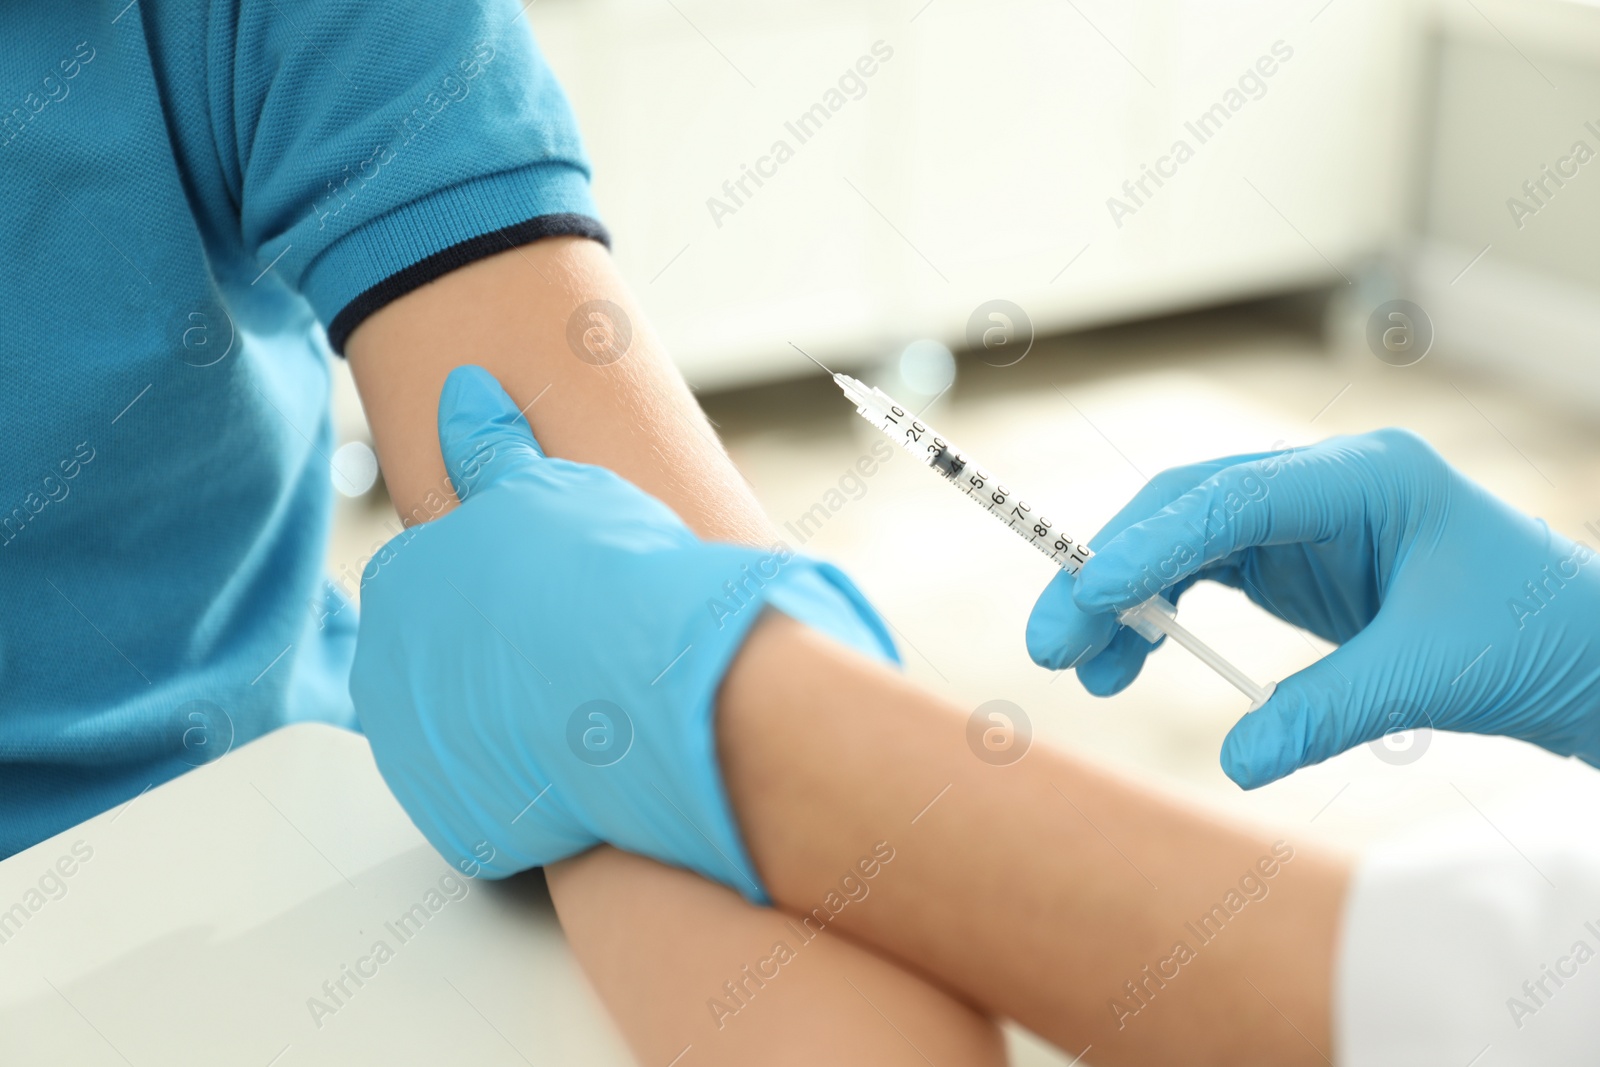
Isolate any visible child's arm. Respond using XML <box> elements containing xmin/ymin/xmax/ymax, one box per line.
<box><xmin>346</xmin><ymin>236</ymin><xmax>771</xmax><ymax>547</ymax></box>
<box><xmin>717</xmin><ymin>611</ymin><xmax>1352</xmax><ymax>1067</ymax></box>
<box><xmin>344</xmin><ymin>235</ymin><xmax>1005</xmax><ymax>1066</ymax></box>
<box><xmin>344</xmin><ymin>233</ymin><xmax>1351</xmax><ymax>1065</ymax></box>
<box><xmin>544</xmin><ymin>846</ymin><xmax>1005</xmax><ymax>1066</ymax></box>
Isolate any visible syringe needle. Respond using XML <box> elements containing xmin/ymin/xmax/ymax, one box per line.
<box><xmin>787</xmin><ymin>342</ymin><xmax>835</xmax><ymax>376</ymax></box>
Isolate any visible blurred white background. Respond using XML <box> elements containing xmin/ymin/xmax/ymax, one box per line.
<box><xmin>536</xmin><ymin>0</ymin><xmax>1420</xmax><ymax>388</ymax></box>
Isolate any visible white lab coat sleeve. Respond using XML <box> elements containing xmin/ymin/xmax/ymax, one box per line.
<box><xmin>1336</xmin><ymin>821</ymin><xmax>1600</xmax><ymax>1066</ymax></box>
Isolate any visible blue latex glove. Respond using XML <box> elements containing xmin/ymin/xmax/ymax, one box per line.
<box><xmin>351</xmin><ymin>366</ymin><xmax>898</xmax><ymax>902</ymax></box>
<box><xmin>1026</xmin><ymin>429</ymin><xmax>1600</xmax><ymax>788</ymax></box>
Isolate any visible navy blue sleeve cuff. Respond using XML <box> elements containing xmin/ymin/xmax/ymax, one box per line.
<box><xmin>324</xmin><ymin>212</ymin><xmax>610</xmax><ymax>354</ymax></box>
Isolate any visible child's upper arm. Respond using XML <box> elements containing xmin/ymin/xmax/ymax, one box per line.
<box><xmin>212</xmin><ymin>0</ymin><xmax>607</xmax><ymax>353</ymax></box>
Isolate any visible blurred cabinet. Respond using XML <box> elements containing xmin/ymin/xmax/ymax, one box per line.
<box><xmin>530</xmin><ymin>0</ymin><xmax>1423</xmax><ymax>387</ymax></box>
<box><xmin>1407</xmin><ymin>0</ymin><xmax>1600</xmax><ymax>412</ymax></box>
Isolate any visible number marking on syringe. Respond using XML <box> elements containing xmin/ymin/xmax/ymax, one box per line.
<box><xmin>857</xmin><ymin>391</ymin><xmax>1091</xmax><ymax>570</ymax></box>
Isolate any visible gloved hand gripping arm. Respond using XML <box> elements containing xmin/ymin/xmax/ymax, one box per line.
<box><xmin>351</xmin><ymin>366</ymin><xmax>897</xmax><ymax>901</ymax></box>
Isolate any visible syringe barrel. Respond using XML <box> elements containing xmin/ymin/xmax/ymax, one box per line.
<box><xmin>837</xmin><ymin>375</ymin><xmax>1093</xmax><ymax>575</ymax></box>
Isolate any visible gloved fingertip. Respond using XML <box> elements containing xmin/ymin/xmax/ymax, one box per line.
<box><xmin>1025</xmin><ymin>630</ymin><xmax>1068</xmax><ymax>671</ymax></box>
<box><xmin>1077</xmin><ymin>657</ymin><xmax>1135</xmax><ymax>696</ymax></box>
<box><xmin>1025</xmin><ymin>617</ymin><xmax>1071</xmax><ymax>672</ymax></box>
<box><xmin>440</xmin><ymin>365</ymin><xmax>544</xmax><ymax>453</ymax></box>
<box><xmin>1026</xmin><ymin>573</ymin><xmax>1080</xmax><ymax>668</ymax></box>
<box><xmin>1073</xmin><ymin>551</ymin><xmax>1144</xmax><ymax>612</ymax></box>
<box><xmin>1219</xmin><ymin>746</ymin><xmax>1270</xmax><ymax>790</ymax></box>
<box><xmin>437</xmin><ymin>366</ymin><xmax>548</xmax><ymax>500</ymax></box>
<box><xmin>1220</xmin><ymin>701</ymin><xmax>1299</xmax><ymax>789</ymax></box>
<box><xmin>1076</xmin><ymin>632</ymin><xmax>1147</xmax><ymax>696</ymax></box>
<box><xmin>439</xmin><ymin>365</ymin><xmax>498</xmax><ymax>416</ymax></box>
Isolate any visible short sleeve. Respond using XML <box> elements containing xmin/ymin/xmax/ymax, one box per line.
<box><xmin>212</xmin><ymin>0</ymin><xmax>609</xmax><ymax>352</ymax></box>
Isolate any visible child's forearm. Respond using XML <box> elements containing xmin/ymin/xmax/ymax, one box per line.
<box><xmin>545</xmin><ymin>846</ymin><xmax>1005</xmax><ymax>1066</ymax></box>
<box><xmin>719</xmin><ymin>612</ymin><xmax>1352</xmax><ymax>1067</ymax></box>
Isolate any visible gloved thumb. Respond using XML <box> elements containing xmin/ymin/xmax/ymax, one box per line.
<box><xmin>437</xmin><ymin>365</ymin><xmax>546</xmax><ymax>503</ymax></box>
<box><xmin>1219</xmin><ymin>632</ymin><xmax>1409</xmax><ymax>789</ymax></box>
<box><xmin>1026</xmin><ymin>569</ymin><xmax>1121</xmax><ymax>671</ymax></box>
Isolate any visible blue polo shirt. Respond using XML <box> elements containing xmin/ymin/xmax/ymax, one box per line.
<box><xmin>0</xmin><ymin>0</ymin><xmax>607</xmax><ymax>856</ymax></box>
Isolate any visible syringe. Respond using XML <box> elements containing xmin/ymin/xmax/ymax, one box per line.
<box><xmin>833</xmin><ymin>373</ymin><xmax>1276</xmax><ymax>709</ymax></box>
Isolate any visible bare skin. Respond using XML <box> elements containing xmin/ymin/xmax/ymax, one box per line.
<box><xmin>346</xmin><ymin>236</ymin><xmax>768</xmax><ymax>547</ymax></box>
<box><xmin>347</xmin><ymin>234</ymin><xmax>1352</xmax><ymax>1065</ymax></box>
<box><xmin>346</xmin><ymin>236</ymin><xmax>1005</xmax><ymax>1065</ymax></box>
<box><xmin>719</xmin><ymin>614</ymin><xmax>1351</xmax><ymax>1066</ymax></box>
<box><xmin>547</xmin><ymin>847</ymin><xmax>1006</xmax><ymax>1066</ymax></box>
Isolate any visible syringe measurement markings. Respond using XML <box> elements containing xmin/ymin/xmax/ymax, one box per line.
<box><xmin>859</xmin><ymin>388</ymin><xmax>1090</xmax><ymax>569</ymax></box>
<box><xmin>936</xmin><ymin>450</ymin><xmax>1083</xmax><ymax>566</ymax></box>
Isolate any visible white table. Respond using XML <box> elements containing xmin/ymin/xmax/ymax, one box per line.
<box><xmin>0</xmin><ymin>723</ymin><xmax>636</xmax><ymax>1066</ymax></box>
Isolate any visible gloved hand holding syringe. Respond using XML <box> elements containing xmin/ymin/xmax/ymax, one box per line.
<box><xmin>827</xmin><ymin>369</ymin><xmax>1277</xmax><ymax>709</ymax></box>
